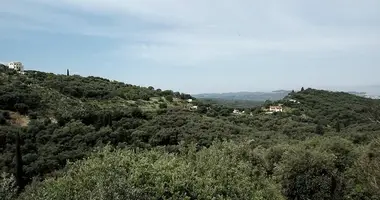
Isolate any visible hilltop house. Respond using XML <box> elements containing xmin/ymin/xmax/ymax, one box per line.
<box><xmin>8</xmin><ymin>62</ymin><xmax>24</xmax><ymax>73</ymax></box>
<box><xmin>269</xmin><ymin>105</ymin><xmax>283</xmax><ymax>112</ymax></box>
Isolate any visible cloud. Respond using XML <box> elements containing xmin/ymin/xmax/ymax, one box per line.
<box><xmin>2</xmin><ymin>0</ymin><xmax>380</xmax><ymax>66</ymax></box>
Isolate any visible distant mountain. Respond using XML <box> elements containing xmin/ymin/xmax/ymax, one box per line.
<box><xmin>329</xmin><ymin>85</ymin><xmax>380</xmax><ymax>96</ymax></box>
<box><xmin>193</xmin><ymin>90</ymin><xmax>292</xmax><ymax>102</ymax></box>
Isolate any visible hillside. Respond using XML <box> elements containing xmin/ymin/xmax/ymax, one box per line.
<box><xmin>1</xmin><ymin>67</ymin><xmax>380</xmax><ymax>200</ymax></box>
<box><xmin>0</xmin><ymin>67</ymin><xmax>250</xmax><ymax>183</ymax></box>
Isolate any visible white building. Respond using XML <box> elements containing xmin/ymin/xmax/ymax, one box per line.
<box><xmin>269</xmin><ymin>106</ymin><xmax>283</xmax><ymax>112</ymax></box>
<box><xmin>233</xmin><ymin>109</ymin><xmax>243</xmax><ymax>115</ymax></box>
<box><xmin>8</xmin><ymin>62</ymin><xmax>24</xmax><ymax>73</ymax></box>
<box><xmin>190</xmin><ymin>105</ymin><xmax>198</xmax><ymax>110</ymax></box>
<box><xmin>187</xmin><ymin>99</ymin><xmax>193</xmax><ymax>103</ymax></box>
<box><xmin>289</xmin><ymin>99</ymin><xmax>300</xmax><ymax>104</ymax></box>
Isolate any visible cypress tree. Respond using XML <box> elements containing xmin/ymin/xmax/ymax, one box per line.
<box><xmin>15</xmin><ymin>132</ymin><xmax>25</xmax><ymax>193</ymax></box>
<box><xmin>335</xmin><ymin>121</ymin><xmax>341</xmax><ymax>132</ymax></box>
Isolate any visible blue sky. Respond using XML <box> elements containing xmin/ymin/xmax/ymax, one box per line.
<box><xmin>1</xmin><ymin>0</ymin><xmax>380</xmax><ymax>94</ymax></box>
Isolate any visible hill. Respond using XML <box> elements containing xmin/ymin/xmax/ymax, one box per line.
<box><xmin>193</xmin><ymin>90</ymin><xmax>291</xmax><ymax>101</ymax></box>
<box><xmin>0</xmin><ymin>67</ymin><xmax>250</xmax><ymax>183</ymax></box>
<box><xmin>1</xmin><ymin>67</ymin><xmax>380</xmax><ymax>200</ymax></box>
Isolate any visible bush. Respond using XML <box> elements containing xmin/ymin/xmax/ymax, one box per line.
<box><xmin>159</xmin><ymin>103</ymin><xmax>167</xmax><ymax>109</ymax></box>
<box><xmin>29</xmin><ymin>112</ymin><xmax>38</xmax><ymax>119</ymax></box>
<box><xmin>165</xmin><ymin>95</ymin><xmax>173</xmax><ymax>102</ymax></box>
<box><xmin>275</xmin><ymin>147</ymin><xmax>344</xmax><ymax>200</ymax></box>
<box><xmin>347</xmin><ymin>139</ymin><xmax>380</xmax><ymax>199</ymax></box>
<box><xmin>0</xmin><ymin>172</ymin><xmax>17</xmax><ymax>200</ymax></box>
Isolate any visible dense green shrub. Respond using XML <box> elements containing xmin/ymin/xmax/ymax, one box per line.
<box><xmin>274</xmin><ymin>147</ymin><xmax>344</xmax><ymax>200</ymax></box>
<box><xmin>347</xmin><ymin>139</ymin><xmax>380</xmax><ymax>199</ymax></box>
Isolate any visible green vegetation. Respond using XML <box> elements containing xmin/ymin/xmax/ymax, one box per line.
<box><xmin>1</xmin><ymin>66</ymin><xmax>380</xmax><ymax>199</ymax></box>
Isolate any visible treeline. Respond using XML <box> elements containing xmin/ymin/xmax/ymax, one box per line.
<box><xmin>10</xmin><ymin>137</ymin><xmax>380</xmax><ymax>200</ymax></box>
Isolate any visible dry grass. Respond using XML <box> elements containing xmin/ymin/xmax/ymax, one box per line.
<box><xmin>9</xmin><ymin>112</ymin><xmax>30</xmax><ymax>127</ymax></box>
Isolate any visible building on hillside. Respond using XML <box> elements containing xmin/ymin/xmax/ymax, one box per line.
<box><xmin>8</xmin><ymin>62</ymin><xmax>24</xmax><ymax>73</ymax></box>
<box><xmin>289</xmin><ymin>99</ymin><xmax>300</xmax><ymax>104</ymax></box>
<box><xmin>187</xmin><ymin>99</ymin><xmax>193</xmax><ymax>103</ymax></box>
<box><xmin>269</xmin><ymin>105</ymin><xmax>283</xmax><ymax>112</ymax></box>
<box><xmin>190</xmin><ymin>105</ymin><xmax>198</xmax><ymax>111</ymax></box>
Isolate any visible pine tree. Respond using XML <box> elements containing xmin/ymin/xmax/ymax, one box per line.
<box><xmin>67</xmin><ymin>69</ymin><xmax>70</xmax><ymax>76</ymax></box>
<box><xmin>301</xmin><ymin>87</ymin><xmax>305</xmax><ymax>92</ymax></box>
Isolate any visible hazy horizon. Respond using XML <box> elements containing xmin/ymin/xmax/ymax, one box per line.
<box><xmin>192</xmin><ymin>85</ymin><xmax>380</xmax><ymax>96</ymax></box>
<box><xmin>1</xmin><ymin>0</ymin><xmax>379</xmax><ymax>94</ymax></box>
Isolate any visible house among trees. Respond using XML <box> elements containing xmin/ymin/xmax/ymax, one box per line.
<box><xmin>190</xmin><ymin>105</ymin><xmax>198</xmax><ymax>111</ymax></box>
<box><xmin>8</xmin><ymin>61</ymin><xmax>24</xmax><ymax>74</ymax></box>
<box><xmin>289</xmin><ymin>99</ymin><xmax>301</xmax><ymax>104</ymax></box>
<box><xmin>269</xmin><ymin>105</ymin><xmax>283</xmax><ymax>112</ymax></box>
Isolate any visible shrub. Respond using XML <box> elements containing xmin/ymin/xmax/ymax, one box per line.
<box><xmin>29</xmin><ymin>112</ymin><xmax>38</xmax><ymax>119</ymax></box>
<box><xmin>274</xmin><ymin>147</ymin><xmax>344</xmax><ymax>200</ymax></box>
<box><xmin>0</xmin><ymin>172</ymin><xmax>17</xmax><ymax>200</ymax></box>
<box><xmin>165</xmin><ymin>95</ymin><xmax>173</xmax><ymax>102</ymax></box>
<box><xmin>347</xmin><ymin>139</ymin><xmax>380</xmax><ymax>199</ymax></box>
<box><xmin>159</xmin><ymin>103</ymin><xmax>167</xmax><ymax>109</ymax></box>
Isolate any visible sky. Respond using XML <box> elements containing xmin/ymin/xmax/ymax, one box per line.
<box><xmin>1</xmin><ymin>0</ymin><xmax>380</xmax><ymax>94</ymax></box>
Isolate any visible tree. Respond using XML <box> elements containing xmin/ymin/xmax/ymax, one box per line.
<box><xmin>301</xmin><ymin>87</ymin><xmax>305</xmax><ymax>92</ymax></box>
<box><xmin>14</xmin><ymin>103</ymin><xmax>29</xmax><ymax>115</ymax></box>
<box><xmin>165</xmin><ymin>95</ymin><xmax>173</xmax><ymax>102</ymax></box>
<box><xmin>276</xmin><ymin>148</ymin><xmax>343</xmax><ymax>200</ymax></box>
<box><xmin>335</xmin><ymin>121</ymin><xmax>341</xmax><ymax>132</ymax></box>
<box><xmin>197</xmin><ymin>105</ymin><xmax>207</xmax><ymax>114</ymax></box>
<box><xmin>0</xmin><ymin>115</ymin><xmax>6</xmax><ymax>125</ymax></box>
<box><xmin>159</xmin><ymin>103</ymin><xmax>167</xmax><ymax>109</ymax></box>
<box><xmin>66</xmin><ymin>69</ymin><xmax>70</xmax><ymax>76</ymax></box>
<box><xmin>315</xmin><ymin>124</ymin><xmax>324</xmax><ymax>135</ymax></box>
<box><xmin>0</xmin><ymin>172</ymin><xmax>17</xmax><ymax>200</ymax></box>
<box><xmin>15</xmin><ymin>132</ymin><xmax>25</xmax><ymax>193</ymax></box>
